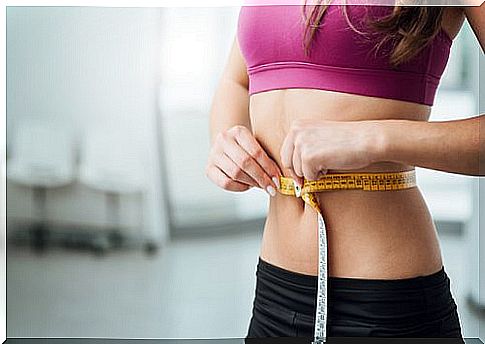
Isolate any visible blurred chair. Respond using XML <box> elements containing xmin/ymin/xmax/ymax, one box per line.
<box><xmin>78</xmin><ymin>127</ymin><xmax>156</xmax><ymax>255</ymax></box>
<box><xmin>7</xmin><ymin>120</ymin><xmax>75</xmax><ymax>252</ymax></box>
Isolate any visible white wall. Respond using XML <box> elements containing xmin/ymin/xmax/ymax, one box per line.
<box><xmin>7</xmin><ymin>7</ymin><xmax>169</xmax><ymax>243</ymax></box>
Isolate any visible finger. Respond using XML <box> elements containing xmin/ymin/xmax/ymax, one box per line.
<box><xmin>293</xmin><ymin>145</ymin><xmax>303</xmax><ymax>178</ymax></box>
<box><xmin>309</xmin><ymin>168</ymin><xmax>328</xmax><ymax>181</ymax></box>
<box><xmin>214</xmin><ymin>152</ymin><xmax>257</xmax><ymax>187</ymax></box>
<box><xmin>303</xmin><ymin>163</ymin><xmax>320</xmax><ymax>181</ymax></box>
<box><xmin>234</xmin><ymin>128</ymin><xmax>283</xmax><ymax>184</ymax></box>
<box><xmin>206</xmin><ymin>165</ymin><xmax>251</xmax><ymax>192</ymax></box>
<box><xmin>224</xmin><ymin>138</ymin><xmax>272</xmax><ymax>189</ymax></box>
<box><xmin>281</xmin><ymin>134</ymin><xmax>304</xmax><ymax>187</ymax></box>
<box><xmin>230</xmin><ymin>128</ymin><xmax>282</xmax><ymax>189</ymax></box>
<box><xmin>223</xmin><ymin>135</ymin><xmax>276</xmax><ymax>193</ymax></box>
<box><xmin>280</xmin><ymin>131</ymin><xmax>295</xmax><ymax>175</ymax></box>
<box><xmin>293</xmin><ymin>146</ymin><xmax>306</xmax><ymax>186</ymax></box>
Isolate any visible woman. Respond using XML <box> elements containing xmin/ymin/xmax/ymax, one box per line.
<box><xmin>206</xmin><ymin>0</ymin><xmax>484</xmax><ymax>340</ymax></box>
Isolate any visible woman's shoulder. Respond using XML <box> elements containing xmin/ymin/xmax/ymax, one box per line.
<box><xmin>441</xmin><ymin>7</ymin><xmax>466</xmax><ymax>42</ymax></box>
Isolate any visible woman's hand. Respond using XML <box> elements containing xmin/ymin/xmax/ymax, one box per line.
<box><xmin>206</xmin><ymin>125</ymin><xmax>283</xmax><ymax>196</ymax></box>
<box><xmin>280</xmin><ymin>119</ymin><xmax>383</xmax><ymax>183</ymax></box>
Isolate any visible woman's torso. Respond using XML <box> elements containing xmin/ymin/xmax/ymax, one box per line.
<box><xmin>239</xmin><ymin>5</ymin><xmax>465</xmax><ymax>278</ymax></box>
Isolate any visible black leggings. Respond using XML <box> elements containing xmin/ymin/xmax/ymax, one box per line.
<box><xmin>246</xmin><ymin>257</ymin><xmax>464</xmax><ymax>342</ymax></box>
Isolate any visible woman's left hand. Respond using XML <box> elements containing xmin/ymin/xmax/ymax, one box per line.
<box><xmin>280</xmin><ymin>119</ymin><xmax>384</xmax><ymax>184</ymax></box>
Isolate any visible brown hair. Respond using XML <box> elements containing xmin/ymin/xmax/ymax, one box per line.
<box><xmin>302</xmin><ymin>1</ymin><xmax>445</xmax><ymax>67</ymax></box>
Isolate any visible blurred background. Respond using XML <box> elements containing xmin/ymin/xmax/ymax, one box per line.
<box><xmin>5</xmin><ymin>6</ymin><xmax>485</xmax><ymax>340</ymax></box>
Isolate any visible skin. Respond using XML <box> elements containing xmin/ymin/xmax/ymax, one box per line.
<box><xmin>206</xmin><ymin>5</ymin><xmax>485</xmax><ymax>278</ymax></box>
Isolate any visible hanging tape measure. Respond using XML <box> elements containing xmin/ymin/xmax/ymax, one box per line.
<box><xmin>278</xmin><ymin>170</ymin><xmax>417</xmax><ymax>343</ymax></box>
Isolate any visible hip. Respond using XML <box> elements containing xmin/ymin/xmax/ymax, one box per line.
<box><xmin>261</xmin><ymin>186</ymin><xmax>443</xmax><ymax>278</ymax></box>
<box><xmin>247</xmin><ymin>257</ymin><xmax>463</xmax><ymax>340</ymax></box>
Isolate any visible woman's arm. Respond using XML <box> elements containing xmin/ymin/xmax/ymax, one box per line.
<box><xmin>206</xmin><ymin>38</ymin><xmax>282</xmax><ymax>194</ymax></box>
<box><xmin>464</xmin><ymin>3</ymin><xmax>484</xmax><ymax>52</ymax></box>
<box><xmin>378</xmin><ymin>5</ymin><xmax>484</xmax><ymax>176</ymax></box>
<box><xmin>280</xmin><ymin>115</ymin><xmax>484</xmax><ymax>182</ymax></box>
<box><xmin>376</xmin><ymin>115</ymin><xmax>484</xmax><ymax>176</ymax></box>
<box><xmin>209</xmin><ymin>38</ymin><xmax>251</xmax><ymax>145</ymax></box>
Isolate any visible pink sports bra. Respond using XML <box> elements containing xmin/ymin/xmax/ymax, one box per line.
<box><xmin>237</xmin><ymin>3</ymin><xmax>453</xmax><ymax>105</ymax></box>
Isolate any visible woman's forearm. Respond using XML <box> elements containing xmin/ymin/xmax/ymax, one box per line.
<box><xmin>375</xmin><ymin>114</ymin><xmax>485</xmax><ymax>176</ymax></box>
<box><xmin>207</xmin><ymin>73</ymin><xmax>283</xmax><ymax>194</ymax></box>
<box><xmin>209</xmin><ymin>77</ymin><xmax>250</xmax><ymax>146</ymax></box>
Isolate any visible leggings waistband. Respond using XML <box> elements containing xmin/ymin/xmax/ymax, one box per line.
<box><xmin>257</xmin><ymin>257</ymin><xmax>448</xmax><ymax>291</ymax></box>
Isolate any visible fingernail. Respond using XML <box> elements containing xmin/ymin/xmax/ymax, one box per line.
<box><xmin>266</xmin><ymin>185</ymin><xmax>276</xmax><ymax>197</ymax></box>
<box><xmin>272</xmin><ymin>176</ymin><xmax>280</xmax><ymax>189</ymax></box>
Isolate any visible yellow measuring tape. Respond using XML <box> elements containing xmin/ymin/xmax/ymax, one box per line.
<box><xmin>279</xmin><ymin>170</ymin><xmax>417</xmax><ymax>213</ymax></box>
<box><xmin>277</xmin><ymin>170</ymin><xmax>417</xmax><ymax>343</ymax></box>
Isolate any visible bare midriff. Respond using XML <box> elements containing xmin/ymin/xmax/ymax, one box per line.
<box><xmin>249</xmin><ymin>88</ymin><xmax>443</xmax><ymax>279</ymax></box>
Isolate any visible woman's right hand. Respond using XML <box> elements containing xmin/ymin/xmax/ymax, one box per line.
<box><xmin>205</xmin><ymin>125</ymin><xmax>282</xmax><ymax>196</ymax></box>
